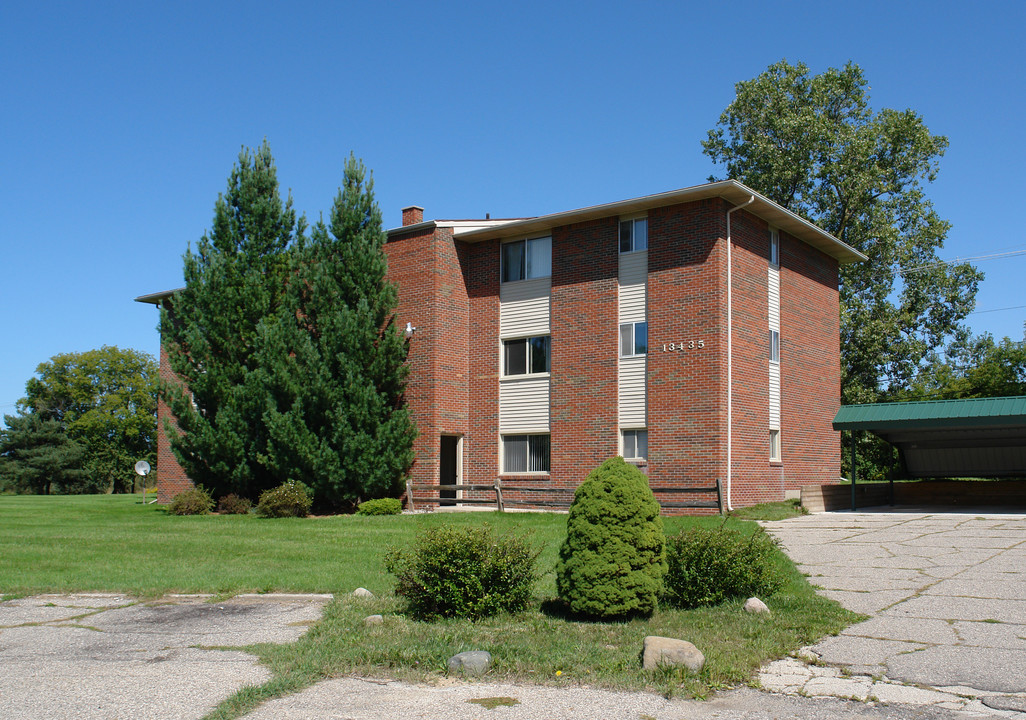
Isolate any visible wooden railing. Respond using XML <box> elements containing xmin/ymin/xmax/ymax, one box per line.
<box><xmin>406</xmin><ymin>478</ymin><xmax>723</xmax><ymax>514</ymax></box>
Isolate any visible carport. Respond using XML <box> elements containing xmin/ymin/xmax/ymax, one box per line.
<box><xmin>833</xmin><ymin>395</ymin><xmax>1026</xmax><ymax>510</ymax></box>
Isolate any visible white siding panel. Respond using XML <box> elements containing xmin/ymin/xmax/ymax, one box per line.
<box><xmin>619</xmin><ymin>250</ymin><xmax>647</xmax><ymax>285</ymax></box>
<box><xmin>769</xmin><ymin>362</ymin><xmax>781</xmax><ymax>428</ymax></box>
<box><xmin>500</xmin><ymin>277</ymin><xmax>551</xmax><ymax>336</ymax></box>
<box><xmin>618</xmin><ymin>251</ymin><xmax>647</xmax><ymax>323</ymax></box>
<box><xmin>768</xmin><ymin>267</ymin><xmax>780</xmax><ymax>331</ymax></box>
<box><xmin>499</xmin><ymin>376</ymin><xmax>550</xmax><ymax>432</ymax></box>
<box><xmin>618</xmin><ymin>356</ymin><xmax>647</xmax><ymax>426</ymax></box>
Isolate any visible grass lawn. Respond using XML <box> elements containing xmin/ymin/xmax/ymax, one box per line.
<box><xmin>0</xmin><ymin>494</ymin><xmax>858</xmax><ymax>717</ymax></box>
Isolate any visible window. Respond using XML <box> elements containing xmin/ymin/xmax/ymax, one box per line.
<box><xmin>769</xmin><ymin>329</ymin><xmax>780</xmax><ymax>363</ymax></box>
<box><xmin>502</xmin><ymin>434</ymin><xmax>550</xmax><ymax>473</ymax></box>
<box><xmin>769</xmin><ymin>429</ymin><xmax>781</xmax><ymax>462</ymax></box>
<box><xmin>501</xmin><ymin>236</ymin><xmax>551</xmax><ymax>282</ymax></box>
<box><xmin>619</xmin><ymin>217</ymin><xmax>648</xmax><ymax>253</ymax></box>
<box><xmin>503</xmin><ymin>336</ymin><xmax>550</xmax><ymax>376</ymax></box>
<box><xmin>769</xmin><ymin>228</ymin><xmax>780</xmax><ymax>266</ymax></box>
<box><xmin>622</xmin><ymin>429</ymin><xmax>648</xmax><ymax>460</ymax></box>
<box><xmin>620</xmin><ymin>321</ymin><xmax>648</xmax><ymax>357</ymax></box>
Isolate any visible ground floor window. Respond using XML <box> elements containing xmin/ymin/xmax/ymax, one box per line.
<box><xmin>502</xmin><ymin>434</ymin><xmax>550</xmax><ymax>473</ymax></box>
<box><xmin>622</xmin><ymin>428</ymin><xmax>648</xmax><ymax>460</ymax></box>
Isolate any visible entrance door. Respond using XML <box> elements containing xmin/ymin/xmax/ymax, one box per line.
<box><xmin>440</xmin><ymin>435</ymin><xmax>461</xmax><ymax>506</ymax></box>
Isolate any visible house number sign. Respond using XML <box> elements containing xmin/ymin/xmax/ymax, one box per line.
<box><xmin>662</xmin><ymin>340</ymin><xmax>705</xmax><ymax>352</ymax></box>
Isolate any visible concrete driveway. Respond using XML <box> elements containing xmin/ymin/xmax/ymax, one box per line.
<box><xmin>0</xmin><ymin>593</ymin><xmax>330</xmax><ymax>720</ymax></box>
<box><xmin>759</xmin><ymin>510</ymin><xmax>1026</xmax><ymax>715</ymax></box>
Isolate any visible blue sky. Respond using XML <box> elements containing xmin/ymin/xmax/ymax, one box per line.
<box><xmin>2</xmin><ymin>0</ymin><xmax>1024</xmax><ymax>417</ymax></box>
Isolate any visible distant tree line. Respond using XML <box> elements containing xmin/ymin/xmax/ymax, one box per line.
<box><xmin>0</xmin><ymin>346</ymin><xmax>157</xmax><ymax>494</ymax></box>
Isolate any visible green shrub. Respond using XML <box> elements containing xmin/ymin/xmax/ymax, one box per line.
<box><xmin>167</xmin><ymin>486</ymin><xmax>214</xmax><ymax>516</ymax></box>
<box><xmin>384</xmin><ymin>525</ymin><xmax>538</xmax><ymax>620</ymax></box>
<box><xmin>555</xmin><ymin>457</ymin><xmax>666</xmax><ymax>619</ymax></box>
<box><xmin>663</xmin><ymin>525</ymin><xmax>786</xmax><ymax>609</ymax></box>
<box><xmin>255</xmin><ymin>480</ymin><xmax>314</xmax><ymax>518</ymax></box>
<box><xmin>217</xmin><ymin>493</ymin><xmax>252</xmax><ymax>515</ymax></box>
<box><xmin>357</xmin><ymin>497</ymin><xmax>402</xmax><ymax>516</ymax></box>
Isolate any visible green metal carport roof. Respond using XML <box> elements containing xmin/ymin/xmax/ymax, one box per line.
<box><xmin>833</xmin><ymin>396</ymin><xmax>1026</xmax><ymax>478</ymax></box>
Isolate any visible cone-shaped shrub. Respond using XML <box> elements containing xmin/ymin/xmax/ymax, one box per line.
<box><xmin>556</xmin><ymin>457</ymin><xmax>666</xmax><ymax>619</ymax></box>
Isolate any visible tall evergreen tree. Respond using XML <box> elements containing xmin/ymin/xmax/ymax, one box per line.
<box><xmin>0</xmin><ymin>413</ymin><xmax>87</xmax><ymax>494</ymax></box>
<box><xmin>255</xmin><ymin>155</ymin><xmax>416</xmax><ymax>509</ymax></box>
<box><xmin>160</xmin><ymin>140</ymin><xmax>305</xmax><ymax>499</ymax></box>
<box><xmin>161</xmin><ymin>145</ymin><xmax>414</xmax><ymax>506</ymax></box>
<box><xmin>703</xmin><ymin>60</ymin><xmax>982</xmax><ymax>405</ymax></box>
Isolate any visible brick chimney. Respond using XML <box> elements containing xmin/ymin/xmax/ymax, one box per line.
<box><xmin>402</xmin><ymin>206</ymin><xmax>424</xmax><ymax>226</ymax></box>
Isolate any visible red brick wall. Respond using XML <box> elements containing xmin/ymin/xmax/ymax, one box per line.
<box><xmin>549</xmin><ymin>217</ymin><xmax>621</xmax><ymax>494</ymax></box>
<box><xmin>780</xmin><ymin>230</ymin><xmax>842</xmax><ymax>487</ymax></box>
<box><xmin>464</xmin><ymin>239</ymin><xmax>500</xmax><ymax>491</ymax></box>
<box><xmin>156</xmin><ymin>342</ymin><xmax>194</xmax><ymax>503</ymax></box>
<box><xmin>384</xmin><ymin>226</ymin><xmax>470</xmax><ymax>491</ymax></box>
<box><xmin>647</xmin><ymin>199</ymin><xmax>727</xmax><ymax>495</ymax></box>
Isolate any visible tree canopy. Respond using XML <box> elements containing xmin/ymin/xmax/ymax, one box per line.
<box><xmin>160</xmin><ymin>142</ymin><xmax>415</xmax><ymax>508</ymax></box>
<box><xmin>13</xmin><ymin>346</ymin><xmax>157</xmax><ymax>493</ymax></box>
<box><xmin>905</xmin><ymin>327</ymin><xmax>1026</xmax><ymax>400</ymax></box>
<box><xmin>703</xmin><ymin>60</ymin><xmax>982</xmax><ymax>404</ymax></box>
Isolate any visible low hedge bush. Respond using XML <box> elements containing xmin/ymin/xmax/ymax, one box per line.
<box><xmin>167</xmin><ymin>486</ymin><xmax>214</xmax><ymax>516</ymax></box>
<box><xmin>663</xmin><ymin>525</ymin><xmax>786</xmax><ymax>609</ymax></box>
<box><xmin>255</xmin><ymin>480</ymin><xmax>314</xmax><ymax>518</ymax></box>
<box><xmin>356</xmin><ymin>498</ymin><xmax>402</xmax><ymax>516</ymax></box>
<box><xmin>217</xmin><ymin>493</ymin><xmax>252</xmax><ymax>515</ymax></box>
<box><xmin>384</xmin><ymin>525</ymin><xmax>538</xmax><ymax>620</ymax></box>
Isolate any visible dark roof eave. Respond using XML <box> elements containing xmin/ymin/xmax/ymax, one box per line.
<box><xmin>134</xmin><ymin>288</ymin><xmax>183</xmax><ymax>305</ymax></box>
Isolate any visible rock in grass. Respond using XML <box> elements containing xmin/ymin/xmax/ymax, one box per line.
<box><xmin>352</xmin><ymin>587</ymin><xmax>374</xmax><ymax>598</ymax></box>
<box><xmin>642</xmin><ymin>636</ymin><xmax>704</xmax><ymax>672</ymax></box>
<box><xmin>364</xmin><ymin>614</ymin><xmax>383</xmax><ymax>626</ymax></box>
<box><xmin>744</xmin><ymin>597</ymin><xmax>771</xmax><ymax>615</ymax></box>
<box><xmin>448</xmin><ymin>650</ymin><xmax>492</xmax><ymax>675</ymax></box>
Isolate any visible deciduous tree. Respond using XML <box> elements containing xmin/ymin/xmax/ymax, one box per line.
<box><xmin>18</xmin><ymin>346</ymin><xmax>157</xmax><ymax>492</ymax></box>
<box><xmin>703</xmin><ymin>60</ymin><xmax>982</xmax><ymax>404</ymax></box>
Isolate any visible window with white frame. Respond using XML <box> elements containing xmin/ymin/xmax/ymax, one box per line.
<box><xmin>620</xmin><ymin>321</ymin><xmax>648</xmax><ymax>357</ymax></box>
<box><xmin>501</xmin><ymin>236</ymin><xmax>551</xmax><ymax>282</ymax></box>
<box><xmin>622</xmin><ymin>429</ymin><xmax>648</xmax><ymax>460</ymax></box>
<box><xmin>503</xmin><ymin>336</ymin><xmax>550</xmax><ymax>376</ymax></box>
<box><xmin>769</xmin><ymin>228</ymin><xmax>780</xmax><ymax>266</ymax></box>
<box><xmin>769</xmin><ymin>429</ymin><xmax>781</xmax><ymax>462</ymax></box>
<box><xmin>502</xmin><ymin>434</ymin><xmax>550</xmax><ymax>473</ymax></box>
<box><xmin>769</xmin><ymin>329</ymin><xmax>780</xmax><ymax>363</ymax></box>
<box><xmin>619</xmin><ymin>217</ymin><xmax>648</xmax><ymax>253</ymax></box>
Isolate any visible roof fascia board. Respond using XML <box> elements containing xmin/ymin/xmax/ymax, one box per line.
<box><xmin>453</xmin><ymin>180</ymin><xmax>867</xmax><ymax>265</ymax></box>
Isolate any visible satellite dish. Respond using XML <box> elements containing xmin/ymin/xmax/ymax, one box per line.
<box><xmin>134</xmin><ymin>460</ymin><xmax>151</xmax><ymax>476</ymax></box>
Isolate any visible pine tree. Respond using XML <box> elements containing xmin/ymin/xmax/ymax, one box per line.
<box><xmin>160</xmin><ymin>140</ymin><xmax>305</xmax><ymax>500</ymax></box>
<box><xmin>255</xmin><ymin>155</ymin><xmax>416</xmax><ymax>509</ymax></box>
<box><xmin>0</xmin><ymin>413</ymin><xmax>87</xmax><ymax>494</ymax></box>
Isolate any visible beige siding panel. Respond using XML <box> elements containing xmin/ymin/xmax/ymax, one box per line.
<box><xmin>618</xmin><ymin>355</ymin><xmax>647</xmax><ymax>427</ymax></box>
<box><xmin>618</xmin><ymin>251</ymin><xmax>647</xmax><ymax>323</ymax></box>
<box><xmin>768</xmin><ymin>266</ymin><xmax>780</xmax><ymax>331</ymax></box>
<box><xmin>499</xmin><ymin>376</ymin><xmax>550</xmax><ymax>433</ymax></box>
<box><xmin>769</xmin><ymin>361</ymin><xmax>781</xmax><ymax>429</ymax></box>
<box><xmin>500</xmin><ymin>277</ymin><xmax>551</xmax><ymax>337</ymax></box>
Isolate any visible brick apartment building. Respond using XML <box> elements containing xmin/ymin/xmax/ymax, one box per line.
<box><xmin>138</xmin><ymin>179</ymin><xmax>865</xmax><ymax>510</ymax></box>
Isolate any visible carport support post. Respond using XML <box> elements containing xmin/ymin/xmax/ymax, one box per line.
<box><xmin>850</xmin><ymin>429</ymin><xmax>858</xmax><ymax>512</ymax></box>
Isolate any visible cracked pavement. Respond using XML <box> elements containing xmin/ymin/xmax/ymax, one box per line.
<box><xmin>760</xmin><ymin>510</ymin><xmax>1026</xmax><ymax>717</ymax></box>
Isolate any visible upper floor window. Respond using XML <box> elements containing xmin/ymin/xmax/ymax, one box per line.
<box><xmin>502</xmin><ymin>236</ymin><xmax>551</xmax><ymax>282</ymax></box>
<box><xmin>620</xmin><ymin>217</ymin><xmax>648</xmax><ymax>253</ymax></box>
<box><xmin>769</xmin><ymin>329</ymin><xmax>780</xmax><ymax>363</ymax></box>
<box><xmin>503</xmin><ymin>335</ymin><xmax>551</xmax><ymax>376</ymax></box>
<box><xmin>620</xmin><ymin>321</ymin><xmax>648</xmax><ymax>357</ymax></box>
<box><xmin>769</xmin><ymin>228</ymin><xmax>780</xmax><ymax>266</ymax></box>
